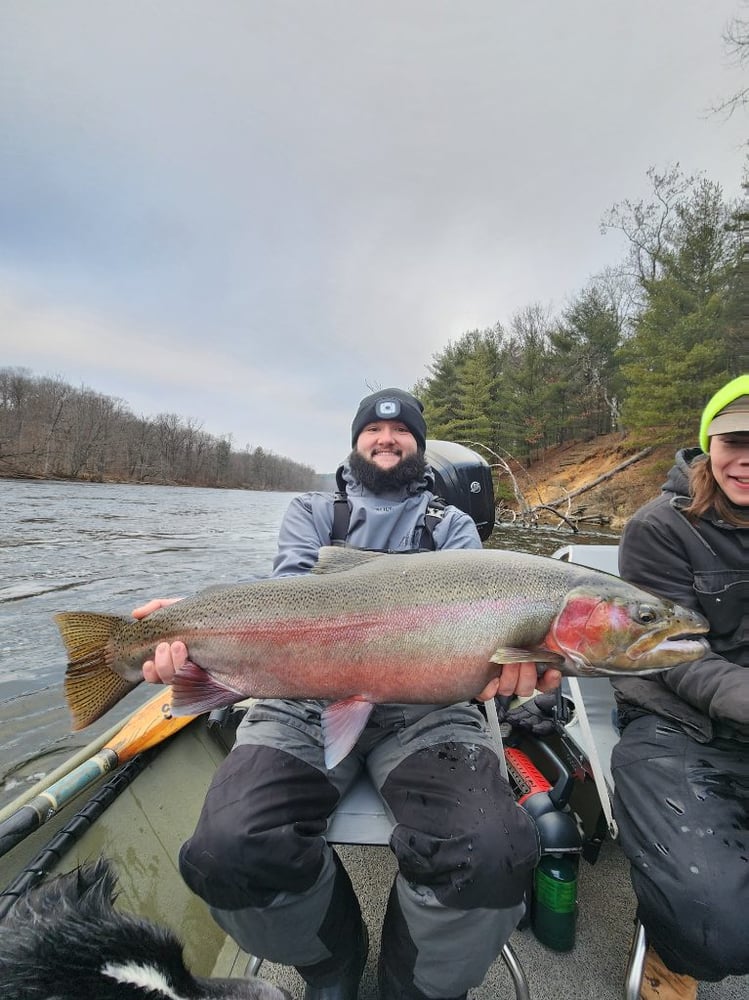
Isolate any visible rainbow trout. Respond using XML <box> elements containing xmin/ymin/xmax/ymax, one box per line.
<box><xmin>56</xmin><ymin>546</ymin><xmax>708</xmax><ymax>768</ymax></box>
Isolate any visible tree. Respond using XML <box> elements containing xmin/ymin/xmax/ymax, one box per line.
<box><xmin>551</xmin><ymin>281</ymin><xmax>625</xmax><ymax>439</ymax></box>
<box><xmin>0</xmin><ymin>367</ymin><xmax>319</xmax><ymax>489</ymax></box>
<box><xmin>600</xmin><ymin>165</ymin><xmax>695</xmax><ymax>294</ymax></box>
<box><xmin>612</xmin><ymin>170</ymin><xmax>741</xmax><ymax>439</ymax></box>
<box><xmin>501</xmin><ymin>305</ymin><xmax>557</xmax><ymax>461</ymax></box>
<box><xmin>419</xmin><ymin>325</ymin><xmax>507</xmax><ymax>453</ymax></box>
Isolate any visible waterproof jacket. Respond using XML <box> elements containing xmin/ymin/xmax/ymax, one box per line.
<box><xmin>272</xmin><ymin>460</ymin><xmax>482</xmax><ymax>578</ymax></box>
<box><xmin>611</xmin><ymin>447</ymin><xmax>749</xmax><ymax>743</ymax></box>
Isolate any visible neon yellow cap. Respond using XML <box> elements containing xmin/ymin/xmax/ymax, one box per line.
<box><xmin>699</xmin><ymin>375</ymin><xmax>749</xmax><ymax>453</ymax></box>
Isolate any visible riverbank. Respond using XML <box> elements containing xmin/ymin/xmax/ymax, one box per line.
<box><xmin>516</xmin><ymin>432</ymin><xmax>677</xmax><ymax>531</ymax></box>
<box><xmin>3</xmin><ymin>430</ymin><xmax>676</xmax><ymax>533</ymax></box>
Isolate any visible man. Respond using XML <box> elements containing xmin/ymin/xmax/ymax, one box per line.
<box><xmin>137</xmin><ymin>388</ymin><xmax>561</xmax><ymax>1000</ymax></box>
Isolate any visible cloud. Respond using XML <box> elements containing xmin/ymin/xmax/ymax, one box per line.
<box><xmin>1</xmin><ymin>1</ymin><xmax>747</xmax><ymax>471</ymax></box>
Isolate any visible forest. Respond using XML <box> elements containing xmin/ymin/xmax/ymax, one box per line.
<box><xmin>1</xmin><ymin>165</ymin><xmax>747</xmax><ymax>492</ymax></box>
<box><xmin>415</xmin><ymin>165</ymin><xmax>747</xmax><ymax>469</ymax></box>
<box><xmin>0</xmin><ymin>369</ymin><xmax>318</xmax><ymax>491</ymax></box>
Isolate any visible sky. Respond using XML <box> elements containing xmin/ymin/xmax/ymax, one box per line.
<box><xmin>1</xmin><ymin>2</ymin><xmax>747</xmax><ymax>473</ymax></box>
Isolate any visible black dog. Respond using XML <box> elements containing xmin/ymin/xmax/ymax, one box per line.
<box><xmin>0</xmin><ymin>858</ymin><xmax>290</xmax><ymax>1000</ymax></box>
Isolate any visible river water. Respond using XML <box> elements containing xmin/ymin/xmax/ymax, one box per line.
<box><xmin>0</xmin><ymin>479</ymin><xmax>618</xmax><ymax>811</ymax></box>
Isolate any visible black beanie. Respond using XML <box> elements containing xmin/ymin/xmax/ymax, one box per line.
<box><xmin>351</xmin><ymin>388</ymin><xmax>427</xmax><ymax>451</ymax></box>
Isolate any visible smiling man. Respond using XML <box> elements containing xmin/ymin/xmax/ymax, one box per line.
<box><xmin>348</xmin><ymin>390</ymin><xmax>426</xmax><ymax>489</ymax></box>
<box><xmin>138</xmin><ymin>386</ymin><xmax>561</xmax><ymax>1000</ymax></box>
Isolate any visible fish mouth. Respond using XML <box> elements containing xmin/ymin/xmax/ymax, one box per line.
<box><xmin>624</xmin><ymin>603</ymin><xmax>709</xmax><ymax>661</ymax></box>
<box><xmin>579</xmin><ymin>631</ymin><xmax>709</xmax><ymax>676</ymax></box>
<box><xmin>626</xmin><ymin>628</ymin><xmax>709</xmax><ymax>661</ymax></box>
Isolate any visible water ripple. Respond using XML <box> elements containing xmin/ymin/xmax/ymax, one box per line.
<box><xmin>0</xmin><ymin>479</ymin><xmax>297</xmax><ymax>810</ymax></box>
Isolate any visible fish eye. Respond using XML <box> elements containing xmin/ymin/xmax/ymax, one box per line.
<box><xmin>636</xmin><ymin>604</ymin><xmax>658</xmax><ymax>625</ymax></box>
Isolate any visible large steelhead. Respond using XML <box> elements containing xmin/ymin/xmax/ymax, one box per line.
<box><xmin>56</xmin><ymin>546</ymin><xmax>708</xmax><ymax>768</ymax></box>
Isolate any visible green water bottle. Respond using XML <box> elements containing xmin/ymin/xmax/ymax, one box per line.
<box><xmin>531</xmin><ymin>853</ymin><xmax>578</xmax><ymax>951</ymax></box>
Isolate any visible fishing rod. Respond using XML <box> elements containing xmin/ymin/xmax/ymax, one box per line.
<box><xmin>0</xmin><ymin>690</ymin><xmax>194</xmax><ymax>860</ymax></box>
<box><xmin>0</xmin><ymin>750</ymin><xmax>155</xmax><ymax>919</ymax></box>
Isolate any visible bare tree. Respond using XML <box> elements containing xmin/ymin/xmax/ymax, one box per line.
<box><xmin>600</xmin><ymin>164</ymin><xmax>695</xmax><ymax>290</ymax></box>
<box><xmin>711</xmin><ymin>5</ymin><xmax>749</xmax><ymax>117</ymax></box>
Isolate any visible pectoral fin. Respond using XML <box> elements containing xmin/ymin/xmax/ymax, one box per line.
<box><xmin>170</xmin><ymin>661</ymin><xmax>244</xmax><ymax>716</ymax></box>
<box><xmin>321</xmin><ymin>697</ymin><xmax>374</xmax><ymax>769</ymax></box>
<box><xmin>489</xmin><ymin>647</ymin><xmax>564</xmax><ymax>666</ymax></box>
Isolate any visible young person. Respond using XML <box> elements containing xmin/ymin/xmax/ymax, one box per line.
<box><xmin>136</xmin><ymin>388</ymin><xmax>561</xmax><ymax>1000</ymax></box>
<box><xmin>610</xmin><ymin>375</ymin><xmax>749</xmax><ymax>1000</ymax></box>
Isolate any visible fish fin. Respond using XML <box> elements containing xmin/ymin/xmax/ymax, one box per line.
<box><xmin>170</xmin><ymin>661</ymin><xmax>244</xmax><ymax>716</ymax></box>
<box><xmin>489</xmin><ymin>647</ymin><xmax>565</xmax><ymax>666</ymax></box>
<box><xmin>321</xmin><ymin>698</ymin><xmax>374</xmax><ymax>769</ymax></box>
<box><xmin>312</xmin><ymin>547</ymin><xmax>386</xmax><ymax>575</ymax></box>
<box><xmin>55</xmin><ymin>611</ymin><xmax>138</xmax><ymax>730</ymax></box>
<box><xmin>64</xmin><ymin>668</ymin><xmax>138</xmax><ymax>731</ymax></box>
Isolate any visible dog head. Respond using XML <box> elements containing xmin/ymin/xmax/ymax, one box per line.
<box><xmin>0</xmin><ymin>857</ymin><xmax>289</xmax><ymax>1000</ymax></box>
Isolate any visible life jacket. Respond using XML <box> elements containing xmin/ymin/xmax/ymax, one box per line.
<box><xmin>330</xmin><ymin>467</ymin><xmax>446</xmax><ymax>552</ymax></box>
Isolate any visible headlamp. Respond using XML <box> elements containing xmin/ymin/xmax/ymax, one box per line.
<box><xmin>375</xmin><ymin>399</ymin><xmax>402</xmax><ymax>419</ymax></box>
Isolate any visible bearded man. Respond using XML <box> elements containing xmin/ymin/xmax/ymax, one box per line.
<box><xmin>137</xmin><ymin>388</ymin><xmax>561</xmax><ymax>1000</ymax></box>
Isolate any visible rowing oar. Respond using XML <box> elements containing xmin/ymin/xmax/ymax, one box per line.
<box><xmin>0</xmin><ymin>689</ymin><xmax>195</xmax><ymax>859</ymax></box>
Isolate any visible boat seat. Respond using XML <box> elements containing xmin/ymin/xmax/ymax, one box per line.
<box><xmin>211</xmin><ymin>660</ymin><xmax>530</xmax><ymax>995</ymax></box>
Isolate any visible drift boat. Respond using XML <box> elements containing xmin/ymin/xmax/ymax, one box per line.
<box><xmin>1</xmin><ymin>508</ymin><xmax>744</xmax><ymax>1000</ymax></box>
<box><xmin>0</xmin><ymin>545</ymin><xmax>612</xmax><ymax>992</ymax></box>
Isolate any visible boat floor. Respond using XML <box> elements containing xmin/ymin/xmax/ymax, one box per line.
<box><xmin>1</xmin><ymin>712</ymin><xmax>746</xmax><ymax>998</ymax></box>
<box><xmin>249</xmin><ymin>676</ymin><xmax>747</xmax><ymax>999</ymax></box>
<box><xmin>251</xmin><ymin>837</ymin><xmax>746</xmax><ymax>999</ymax></box>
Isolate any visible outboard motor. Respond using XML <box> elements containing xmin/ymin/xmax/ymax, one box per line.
<box><xmin>424</xmin><ymin>440</ymin><xmax>495</xmax><ymax>540</ymax></box>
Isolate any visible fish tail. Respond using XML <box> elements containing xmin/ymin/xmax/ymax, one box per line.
<box><xmin>55</xmin><ymin>612</ymin><xmax>140</xmax><ymax>731</ymax></box>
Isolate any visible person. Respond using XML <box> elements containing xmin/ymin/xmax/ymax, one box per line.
<box><xmin>609</xmin><ymin>375</ymin><xmax>749</xmax><ymax>1000</ymax></box>
<box><xmin>134</xmin><ymin>387</ymin><xmax>562</xmax><ymax>1000</ymax></box>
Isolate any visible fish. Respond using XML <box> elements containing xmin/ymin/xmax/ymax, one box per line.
<box><xmin>55</xmin><ymin>546</ymin><xmax>709</xmax><ymax>768</ymax></box>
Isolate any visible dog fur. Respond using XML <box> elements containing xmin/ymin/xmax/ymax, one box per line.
<box><xmin>0</xmin><ymin>857</ymin><xmax>289</xmax><ymax>1000</ymax></box>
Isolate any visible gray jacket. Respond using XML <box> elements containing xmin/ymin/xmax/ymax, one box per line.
<box><xmin>611</xmin><ymin>448</ymin><xmax>749</xmax><ymax>742</ymax></box>
<box><xmin>272</xmin><ymin>460</ymin><xmax>482</xmax><ymax>578</ymax></box>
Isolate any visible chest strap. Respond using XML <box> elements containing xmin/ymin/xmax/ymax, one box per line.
<box><xmin>331</xmin><ymin>468</ymin><xmax>353</xmax><ymax>545</ymax></box>
<box><xmin>330</xmin><ymin>470</ymin><xmax>445</xmax><ymax>551</ymax></box>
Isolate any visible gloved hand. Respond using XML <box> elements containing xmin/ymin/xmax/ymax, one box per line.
<box><xmin>495</xmin><ymin>692</ymin><xmax>571</xmax><ymax>736</ymax></box>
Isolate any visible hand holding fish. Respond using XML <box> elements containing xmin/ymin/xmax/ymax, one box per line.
<box><xmin>132</xmin><ymin>599</ymin><xmax>183</xmax><ymax>684</ymax></box>
<box><xmin>475</xmin><ymin>663</ymin><xmax>562</xmax><ymax>701</ymax></box>
<box><xmin>57</xmin><ymin>547</ymin><xmax>709</xmax><ymax>770</ymax></box>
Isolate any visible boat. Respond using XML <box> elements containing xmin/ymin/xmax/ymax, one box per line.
<box><xmin>0</xmin><ymin>663</ymin><xmax>624</xmax><ymax>999</ymax></box>
<box><xmin>1</xmin><ymin>537</ymin><xmax>745</xmax><ymax>997</ymax></box>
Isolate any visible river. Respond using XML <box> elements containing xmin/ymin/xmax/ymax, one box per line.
<box><xmin>0</xmin><ymin>478</ymin><xmax>619</xmax><ymax>811</ymax></box>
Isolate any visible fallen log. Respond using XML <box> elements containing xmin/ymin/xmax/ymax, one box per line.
<box><xmin>542</xmin><ymin>447</ymin><xmax>653</xmax><ymax>509</ymax></box>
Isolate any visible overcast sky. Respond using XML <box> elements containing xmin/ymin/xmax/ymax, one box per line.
<box><xmin>1</xmin><ymin>2</ymin><xmax>747</xmax><ymax>473</ymax></box>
